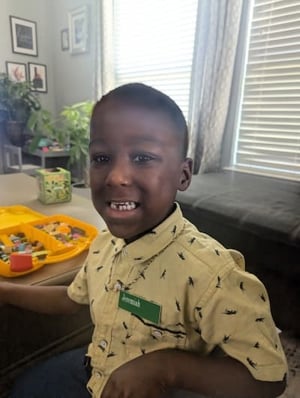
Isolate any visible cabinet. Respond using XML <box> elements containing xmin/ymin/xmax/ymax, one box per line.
<box><xmin>22</xmin><ymin>149</ymin><xmax>70</xmax><ymax>169</ymax></box>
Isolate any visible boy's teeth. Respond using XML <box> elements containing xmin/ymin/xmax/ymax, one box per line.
<box><xmin>110</xmin><ymin>201</ymin><xmax>136</xmax><ymax>211</ymax></box>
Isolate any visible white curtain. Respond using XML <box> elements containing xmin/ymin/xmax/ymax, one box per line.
<box><xmin>94</xmin><ymin>0</ymin><xmax>114</xmax><ymax>99</ymax></box>
<box><xmin>188</xmin><ymin>0</ymin><xmax>244</xmax><ymax>174</ymax></box>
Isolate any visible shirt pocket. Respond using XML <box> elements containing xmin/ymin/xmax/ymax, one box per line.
<box><xmin>126</xmin><ymin>313</ymin><xmax>187</xmax><ymax>358</ymax></box>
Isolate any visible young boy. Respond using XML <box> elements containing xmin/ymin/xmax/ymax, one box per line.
<box><xmin>1</xmin><ymin>83</ymin><xmax>287</xmax><ymax>398</ymax></box>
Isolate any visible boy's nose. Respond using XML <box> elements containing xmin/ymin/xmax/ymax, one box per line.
<box><xmin>106</xmin><ymin>159</ymin><xmax>132</xmax><ymax>186</ymax></box>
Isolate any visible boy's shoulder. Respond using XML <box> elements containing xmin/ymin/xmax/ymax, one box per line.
<box><xmin>174</xmin><ymin>217</ymin><xmax>245</xmax><ymax>275</ymax></box>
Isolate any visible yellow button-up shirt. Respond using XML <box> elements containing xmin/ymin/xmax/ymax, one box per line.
<box><xmin>68</xmin><ymin>204</ymin><xmax>287</xmax><ymax>397</ymax></box>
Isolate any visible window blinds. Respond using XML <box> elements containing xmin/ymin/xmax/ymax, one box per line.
<box><xmin>234</xmin><ymin>0</ymin><xmax>300</xmax><ymax>179</ymax></box>
<box><xmin>112</xmin><ymin>0</ymin><xmax>198</xmax><ymax>118</ymax></box>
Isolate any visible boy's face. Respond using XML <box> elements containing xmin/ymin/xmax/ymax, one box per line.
<box><xmin>89</xmin><ymin>102</ymin><xmax>192</xmax><ymax>243</ymax></box>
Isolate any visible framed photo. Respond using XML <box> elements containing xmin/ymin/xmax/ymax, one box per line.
<box><xmin>9</xmin><ymin>16</ymin><xmax>38</xmax><ymax>56</ymax></box>
<box><xmin>68</xmin><ymin>6</ymin><xmax>88</xmax><ymax>54</ymax></box>
<box><xmin>6</xmin><ymin>61</ymin><xmax>27</xmax><ymax>82</ymax></box>
<box><xmin>28</xmin><ymin>63</ymin><xmax>47</xmax><ymax>93</ymax></box>
<box><xmin>61</xmin><ymin>28</ymin><xmax>69</xmax><ymax>51</ymax></box>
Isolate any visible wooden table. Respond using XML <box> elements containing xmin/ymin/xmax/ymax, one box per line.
<box><xmin>0</xmin><ymin>173</ymin><xmax>105</xmax><ymax>395</ymax></box>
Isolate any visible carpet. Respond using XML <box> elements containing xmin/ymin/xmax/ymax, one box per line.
<box><xmin>279</xmin><ymin>331</ymin><xmax>300</xmax><ymax>398</ymax></box>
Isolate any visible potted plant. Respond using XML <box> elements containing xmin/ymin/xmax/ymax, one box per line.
<box><xmin>60</xmin><ymin>101</ymin><xmax>94</xmax><ymax>187</ymax></box>
<box><xmin>0</xmin><ymin>73</ymin><xmax>41</xmax><ymax>146</ymax></box>
<box><xmin>26</xmin><ymin>100</ymin><xmax>93</xmax><ymax>186</ymax></box>
<box><xmin>26</xmin><ymin>108</ymin><xmax>66</xmax><ymax>151</ymax></box>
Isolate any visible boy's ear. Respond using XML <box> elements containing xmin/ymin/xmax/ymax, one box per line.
<box><xmin>178</xmin><ymin>157</ymin><xmax>193</xmax><ymax>191</ymax></box>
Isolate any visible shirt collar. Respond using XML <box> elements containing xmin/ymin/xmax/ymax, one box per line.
<box><xmin>111</xmin><ymin>203</ymin><xmax>185</xmax><ymax>263</ymax></box>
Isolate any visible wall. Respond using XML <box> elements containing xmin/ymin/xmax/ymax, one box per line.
<box><xmin>0</xmin><ymin>0</ymin><xmax>55</xmax><ymax>113</ymax></box>
<box><xmin>52</xmin><ymin>0</ymin><xmax>97</xmax><ymax>113</ymax></box>
<box><xmin>0</xmin><ymin>0</ymin><xmax>97</xmax><ymax>116</ymax></box>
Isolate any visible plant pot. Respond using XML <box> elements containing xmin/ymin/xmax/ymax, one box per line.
<box><xmin>6</xmin><ymin>121</ymin><xmax>25</xmax><ymax>146</ymax></box>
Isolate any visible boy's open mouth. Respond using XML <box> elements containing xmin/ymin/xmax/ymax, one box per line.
<box><xmin>109</xmin><ymin>201</ymin><xmax>138</xmax><ymax>211</ymax></box>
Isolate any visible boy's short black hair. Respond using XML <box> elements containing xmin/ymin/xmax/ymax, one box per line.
<box><xmin>93</xmin><ymin>83</ymin><xmax>189</xmax><ymax>158</ymax></box>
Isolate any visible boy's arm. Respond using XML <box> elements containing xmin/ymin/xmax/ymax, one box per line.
<box><xmin>0</xmin><ymin>282</ymin><xmax>82</xmax><ymax>314</ymax></box>
<box><xmin>102</xmin><ymin>348</ymin><xmax>286</xmax><ymax>398</ymax></box>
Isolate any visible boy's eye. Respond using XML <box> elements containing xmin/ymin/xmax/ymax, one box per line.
<box><xmin>91</xmin><ymin>154</ymin><xmax>110</xmax><ymax>164</ymax></box>
<box><xmin>132</xmin><ymin>154</ymin><xmax>154</xmax><ymax>163</ymax></box>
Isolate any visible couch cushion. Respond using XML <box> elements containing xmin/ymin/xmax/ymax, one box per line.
<box><xmin>177</xmin><ymin>171</ymin><xmax>300</xmax><ymax>248</ymax></box>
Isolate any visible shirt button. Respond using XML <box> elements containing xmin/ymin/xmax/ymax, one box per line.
<box><xmin>152</xmin><ymin>330</ymin><xmax>163</xmax><ymax>339</ymax></box>
<box><xmin>114</xmin><ymin>282</ymin><xmax>122</xmax><ymax>291</ymax></box>
<box><xmin>99</xmin><ymin>339</ymin><xmax>108</xmax><ymax>350</ymax></box>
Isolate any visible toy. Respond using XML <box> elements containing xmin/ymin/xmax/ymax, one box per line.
<box><xmin>36</xmin><ymin>168</ymin><xmax>71</xmax><ymax>204</ymax></box>
<box><xmin>0</xmin><ymin>206</ymin><xmax>98</xmax><ymax>277</ymax></box>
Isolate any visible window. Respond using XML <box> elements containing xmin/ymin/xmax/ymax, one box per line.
<box><xmin>111</xmin><ymin>0</ymin><xmax>198</xmax><ymax>118</ymax></box>
<box><xmin>231</xmin><ymin>0</ymin><xmax>300</xmax><ymax>180</ymax></box>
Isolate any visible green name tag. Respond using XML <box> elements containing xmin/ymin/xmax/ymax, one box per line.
<box><xmin>118</xmin><ymin>291</ymin><xmax>161</xmax><ymax>325</ymax></box>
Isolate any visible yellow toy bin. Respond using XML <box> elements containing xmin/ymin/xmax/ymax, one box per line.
<box><xmin>27</xmin><ymin>214</ymin><xmax>98</xmax><ymax>262</ymax></box>
<box><xmin>0</xmin><ymin>205</ymin><xmax>45</xmax><ymax>228</ymax></box>
<box><xmin>0</xmin><ymin>206</ymin><xmax>98</xmax><ymax>278</ymax></box>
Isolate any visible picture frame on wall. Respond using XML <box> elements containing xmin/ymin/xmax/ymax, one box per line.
<box><xmin>6</xmin><ymin>61</ymin><xmax>27</xmax><ymax>82</ymax></box>
<box><xmin>68</xmin><ymin>6</ymin><xmax>88</xmax><ymax>54</ymax></box>
<box><xmin>9</xmin><ymin>16</ymin><xmax>38</xmax><ymax>56</ymax></box>
<box><xmin>28</xmin><ymin>63</ymin><xmax>47</xmax><ymax>93</ymax></box>
<box><xmin>61</xmin><ymin>28</ymin><xmax>69</xmax><ymax>51</ymax></box>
